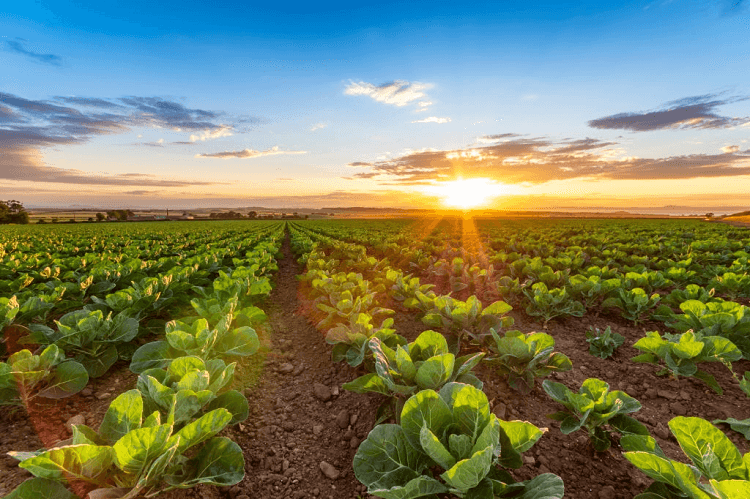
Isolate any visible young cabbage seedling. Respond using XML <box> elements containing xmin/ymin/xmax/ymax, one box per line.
<box><xmin>543</xmin><ymin>377</ymin><xmax>648</xmax><ymax>451</ymax></box>
<box><xmin>487</xmin><ymin>329</ymin><xmax>572</xmax><ymax>394</ymax></box>
<box><xmin>632</xmin><ymin>330</ymin><xmax>742</xmax><ymax>394</ymax></box>
<box><xmin>585</xmin><ymin>326</ymin><xmax>625</xmax><ymax>359</ymax></box>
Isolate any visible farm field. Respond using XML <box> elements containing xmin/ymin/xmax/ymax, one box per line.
<box><xmin>2</xmin><ymin>217</ymin><xmax>750</xmax><ymax>499</ymax></box>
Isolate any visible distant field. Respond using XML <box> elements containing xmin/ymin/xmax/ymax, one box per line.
<box><xmin>724</xmin><ymin>215</ymin><xmax>750</xmax><ymax>224</ymax></box>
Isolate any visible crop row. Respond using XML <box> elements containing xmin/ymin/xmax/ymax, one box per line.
<box><xmin>289</xmin><ymin>220</ymin><xmax>750</xmax><ymax>499</ymax></box>
<box><xmin>0</xmin><ymin>221</ymin><xmax>284</xmax><ymax>499</ymax></box>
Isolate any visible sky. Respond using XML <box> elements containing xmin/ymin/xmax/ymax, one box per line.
<box><xmin>1</xmin><ymin>0</ymin><xmax>749</xmax><ymax>211</ymax></box>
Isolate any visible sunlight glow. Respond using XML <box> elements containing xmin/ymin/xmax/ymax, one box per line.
<box><xmin>425</xmin><ymin>178</ymin><xmax>506</xmax><ymax>209</ymax></box>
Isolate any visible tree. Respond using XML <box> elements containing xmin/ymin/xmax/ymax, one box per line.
<box><xmin>96</xmin><ymin>212</ymin><xmax>105</xmax><ymax>222</ymax></box>
<box><xmin>705</xmin><ymin>213</ymin><xmax>715</xmax><ymax>218</ymax></box>
<box><xmin>248</xmin><ymin>211</ymin><xmax>257</xmax><ymax>219</ymax></box>
<box><xmin>0</xmin><ymin>200</ymin><xmax>30</xmax><ymax>224</ymax></box>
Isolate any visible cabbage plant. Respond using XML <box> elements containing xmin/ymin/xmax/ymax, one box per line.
<box><xmin>353</xmin><ymin>382</ymin><xmax>564</xmax><ymax>498</ymax></box>
<box><xmin>23</xmin><ymin>309</ymin><xmax>138</xmax><ymax>378</ymax></box>
<box><xmin>487</xmin><ymin>329</ymin><xmax>572</xmax><ymax>394</ymax></box>
<box><xmin>7</xmin><ymin>389</ymin><xmax>244</xmax><ymax>499</ymax></box>
<box><xmin>602</xmin><ymin>287</ymin><xmax>661</xmax><ymax>325</ymax></box>
<box><xmin>136</xmin><ymin>356</ymin><xmax>248</xmax><ymax>428</ymax></box>
<box><xmin>524</xmin><ymin>282</ymin><xmax>585</xmax><ymax>325</ymax></box>
<box><xmin>326</xmin><ymin>313</ymin><xmax>405</xmax><ymax>368</ymax></box>
<box><xmin>622</xmin><ymin>416</ymin><xmax>750</xmax><ymax>499</ymax></box>
<box><xmin>667</xmin><ymin>300</ymin><xmax>750</xmax><ymax>358</ymax></box>
<box><xmin>543</xmin><ymin>377</ymin><xmax>648</xmax><ymax>451</ymax></box>
<box><xmin>632</xmin><ymin>330</ymin><xmax>742</xmax><ymax>394</ymax></box>
<box><xmin>421</xmin><ymin>295</ymin><xmax>515</xmax><ymax>348</ymax></box>
<box><xmin>585</xmin><ymin>326</ymin><xmax>625</xmax><ymax>359</ymax></box>
<box><xmin>343</xmin><ymin>330</ymin><xmax>484</xmax><ymax>420</ymax></box>
<box><xmin>0</xmin><ymin>344</ymin><xmax>88</xmax><ymax>406</ymax></box>
<box><xmin>130</xmin><ymin>314</ymin><xmax>259</xmax><ymax>373</ymax></box>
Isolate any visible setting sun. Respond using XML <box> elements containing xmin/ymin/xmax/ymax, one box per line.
<box><xmin>426</xmin><ymin>178</ymin><xmax>505</xmax><ymax>209</ymax></box>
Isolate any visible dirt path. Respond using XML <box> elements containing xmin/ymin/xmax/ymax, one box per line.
<box><xmin>224</xmin><ymin>224</ymin><xmax>377</xmax><ymax>499</ymax></box>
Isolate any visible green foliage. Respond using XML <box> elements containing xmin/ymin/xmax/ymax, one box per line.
<box><xmin>27</xmin><ymin>309</ymin><xmax>139</xmax><ymax>378</ymax></box>
<box><xmin>566</xmin><ymin>275</ymin><xmax>621</xmax><ymax>309</ymax></box>
<box><xmin>709</xmin><ymin>273</ymin><xmax>750</xmax><ymax>300</ymax></box>
<box><xmin>622</xmin><ymin>416</ymin><xmax>750</xmax><ymax>499</ymax></box>
<box><xmin>326</xmin><ymin>313</ymin><xmax>405</xmax><ymax>368</ymax></box>
<box><xmin>632</xmin><ymin>330</ymin><xmax>742</xmax><ymax>394</ymax></box>
<box><xmin>343</xmin><ymin>330</ymin><xmax>484</xmax><ymax>421</ymax></box>
<box><xmin>602</xmin><ymin>287</ymin><xmax>661</xmax><ymax>325</ymax></box>
<box><xmin>8</xmin><ymin>389</ymin><xmax>244</xmax><ymax>498</ymax></box>
<box><xmin>487</xmin><ymin>329</ymin><xmax>572</xmax><ymax>394</ymax></box>
<box><xmin>663</xmin><ymin>284</ymin><xmax>716</xmax><ymax>308</ymax></box>
<box><xmin>353</xmin><ymin>383</ymin><xmax>564</xmax><ymax>499</ymax></box>
<box><xmin>585</xmin><ymin>326</ymin><xmax>625</xmax><ymax>359</ymax></box>
<box><xmin>667</xmin><ymin>300</ymin><xmax>750</xmax><ymax>359</ymax></box>
<box><xmin>524</xmin><ymin>282</ymin><xmax>585</xmax><ymax>325</ymax></box>
<box><xmin>130</xmin><ymin>313</ymin><xmax>259</xmax><ymax>373</ymax></box>
<box><xmin>0</xmin><ymin>344</ymin><xmax>88</xmax><ymax>405</ymax></box>
<box><xmin>543</xmin><ymin>378</ymin><xmax>648</xmax><ymax>451</ymax></box>
<box><xmin>713</xmin><ymin>418</ymin><xmax>750</xmax><ymax>440</ymax></box>
<box><xmin>421</xmin><ymin>295</ymin><xmax>515</xmax><ymax>347</ymax></box>
<box><xmin>136</xmin><ymin>356</ymin><xmax>248</xmax><ymax>428</ymax></box>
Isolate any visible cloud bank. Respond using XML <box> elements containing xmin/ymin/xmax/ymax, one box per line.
<box><xmin>347</xmin><ymin>135</ymin><xmax>750</xmax><ymax>185</ymax></box>
<box><xmin>588</xmin><ymin>93</ymin><xmax>750</xmax><ymax>132</ymax></box>
<box><xmin>0</xmin><ymin>91</ymin><xmax>254</xmax><ymax>186</ymax></box>
<box><xmin>344</xmin><ymin>80</ymin><xmax>432</xmax><ymax>108</ymax></box>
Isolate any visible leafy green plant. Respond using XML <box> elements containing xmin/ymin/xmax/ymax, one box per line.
<box><xmin>566</xmin><ymin>275</ymin><xmax>621</xmax><ymax>309</ymax></box>
<box><xmin>343</xmin><ymin>330</ymin><xmax>484</xmax><ymax>420</ymax></box>
<box><xmin>662</xmin><ymin>284</ymin><xmax>716</xmax><ymax>308</ymax></box>
<box><xmin>632</xmin><ymin>330</ymin><xmax>742</xmax><ymax>394</ymax></box>
<box><xmin>713</xmin><ymin>417</ymin><xmax>750</xmax><ymax>440</ymax></box>
<box><xmin>130</xmin><ymin>314</ymin><xmax>259</xmax><ymax>373</ymax></box>
<box><xmin>422</xmin><ymin>295</ymin><xmax>515</xmax><ymax>348</ymax></box>
<box><xmin>524</xmin><ymin>282</ymin><xmax>585</xmax><ymax>325</ymax></box>
<box><xmin>709</xmin><ymin>272</ymin><xmax>750</xmax><ymax>300</ymax></box>
<box><xmin>0</xmin><ymin>295</ymin><xmax>20</xmax><ymax>356</ymax></box>
<box><xmin>353</xmin><ymin>382</ymin><xmax>564</xmax><ymax>498</ymax></box>
<box><xmin>486</xmin><ymin>329</ymin><xmax>572</xmax><ymax>394</ymax></box>
<box><xmin>667</xmin><ymin>300</ymin><xmax>750</xmax><ymax>359</ymax></box>
<box><xmin>326</xmin><ymin>313</ymin><xmax>405</xmax><ymax>368</ymax></box>
<box><xmin>136</xmin><ymin>356</ymin><xmax>248</xmax><ymax>428</ymax></box>
<box><xmin>7</xmin><ymin>389</ymin><xmax>244</xmax><ymax>499</ymax></box>
<box><xmin>24</xmin><ymin>310</ymin><xmax>138</xmax><ymax>378</ymax></box>
<box><xmin>543</xmin><ymin>377</ymin><xmax>648</xmax><ymax>451</ymax></box>
<box><xmin>622</xmin><ymin>416</ymin><xmax>750</xmax><ymax>499</ymax></box>
<box><xmin>0</xmin><ymin>344</ymin><xmax>88</xmax><ymax>406</ymax></box>
<box><xmin>585</xmin><ymin>326</ymin><xmax>625</xmax><ymax>359</ymax></box>
<box><xmin>602</xmin><ymin>287</ymin><xmax>661</xmax><ymax>325</ymax></box>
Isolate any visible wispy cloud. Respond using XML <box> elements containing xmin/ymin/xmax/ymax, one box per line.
<box><xmin>344</xmin><ymin>80</ymin><xmax>432</xmax><ymax>108</ymax></box>
<box><xmin>346</xmin><ymin>136</ymin><xmax>750</xmax><ymax>185</ymax></box>
<box><xmin>722</xmin><ymin>145</ymin><xmax>740</xmax><ymax>153</ymax></box>
<box><xmin>189</xmin><ymin>125</ymin><xmax>233</xmax><ymax>141</ymax></box>
<box><xmin>310</xmin><ymin>122</ymin><xmax>327</xmax><ymax>131</ymax></box>
<box><xmin>588</xmin><ymin>93</ymin><xmax>750</xmax><ymax>132</ymax></box>
<box><xmin>6</xmin><ymin>39</ymin><xmax>62</xmax><ymax>66</ymax></box>
<box><xmin>196</xmin><ymin>146</ymin><xmax>307</xmax><ymax>159</ymax></box>
<box><xmin>0</xmin><ymin>91</ymin><xmax>254</xmax><ymax>186</ymax></box>
<box><xmin>412</xmin><ymin>116</ymin><xmax>451</xmax><ymax>124</ymax></box>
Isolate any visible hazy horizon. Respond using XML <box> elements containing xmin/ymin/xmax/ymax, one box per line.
<box><xmin>2</xmin><ymin>1</ymin><xmax>749</xmax><ymax>211</ymax></box>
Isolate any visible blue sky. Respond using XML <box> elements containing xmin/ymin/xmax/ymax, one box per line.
<box><xmin>1</xmin><ymin>0</ymin><xmax>749</xmax><ymax>209</ymax></box>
